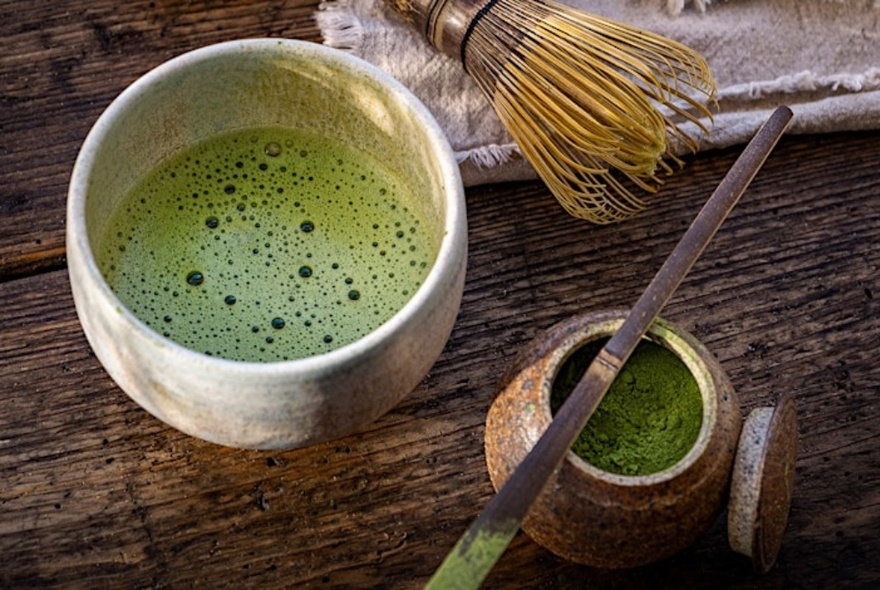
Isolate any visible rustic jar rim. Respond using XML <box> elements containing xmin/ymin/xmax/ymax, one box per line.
<box><xmin>541</xmin><ymin>315</ymin><xmax>718</xmax><ymax>487</ymax></box>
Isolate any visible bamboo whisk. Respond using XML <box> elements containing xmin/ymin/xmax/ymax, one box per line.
<box><xmin>384</xmin><ymin>0</ymin><xmax>716</xmax><ymax>224</ymax></box>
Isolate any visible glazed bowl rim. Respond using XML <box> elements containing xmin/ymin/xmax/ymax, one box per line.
<box><xmin>66</xmin><ymin>38</ymin><xmax>467</xmax><ymax>379</ymax></box>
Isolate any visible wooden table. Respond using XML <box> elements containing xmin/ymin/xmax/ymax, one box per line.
<box><xmin>2</xmin><ymin>1</ymin><xmax>878</xmax><ymax>587</ymax></box>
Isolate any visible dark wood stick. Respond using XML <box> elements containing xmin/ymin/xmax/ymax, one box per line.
<box><xmin>426</xmin><ymin>106</ymin><xmax>794</xmax><ymax>589</ymax></box>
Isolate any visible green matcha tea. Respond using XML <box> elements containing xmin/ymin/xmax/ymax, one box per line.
<box><xmin>551</xmin><ymin>338</ymin><xmax>703</xmax><ymax>476</ymax></box>
<box><xmin>96</xmin><ymin>128</ymin><xmax>437</xmax><ymax>362</ymax></box>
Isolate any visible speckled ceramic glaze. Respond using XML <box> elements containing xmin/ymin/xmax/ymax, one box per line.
<box><xmin>728</xmin><ymin>394</ymin><xmax>798</xmax><ymax>573</ymax></box>
<box><xmin>67</xmin><ymin>39</ymin><xmax>467</xmax><ymax>449</ymax></box>
<box><xmin>485</xmin><ymin>310</ymin><xmax>742</xmax><ymax>568</ymax></box>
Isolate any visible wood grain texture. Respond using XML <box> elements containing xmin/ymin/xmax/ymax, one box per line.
<box><xmin>1</xmin><ymin>0</ymin><xmax>879</xmax><ymax>588</ymax></box>
<box><xmin>0</xmin><ymin>0</ymin><xmax>320</xmax><ymax>281</ymax></box>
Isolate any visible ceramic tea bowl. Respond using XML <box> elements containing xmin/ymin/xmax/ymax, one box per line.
<box><xmin>67</xmin><ymin>39</ymin><xmax>467</xmax><ymax>449</ymax></box>
<box><xmin>484</xmin><ymin>309</ymin><xmax>742</xmax><ymax>568</ymax></box>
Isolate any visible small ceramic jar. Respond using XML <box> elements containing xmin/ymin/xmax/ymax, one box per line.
<box><xmin>485</xmin><ymin>309</ymin><xmax>743</xmax><ymax>568</ymax></box>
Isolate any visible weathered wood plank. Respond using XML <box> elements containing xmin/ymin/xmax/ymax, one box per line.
<box><xmin>0</xmin><ymin>0</ymin><xmax>321</xmax><ymax>280</ymax></box>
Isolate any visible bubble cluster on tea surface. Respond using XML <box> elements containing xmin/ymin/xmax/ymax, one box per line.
<box><xmin>97</xmin><ymin>128</ymin><xmax>437</xmax><ymax>362</ymax></box>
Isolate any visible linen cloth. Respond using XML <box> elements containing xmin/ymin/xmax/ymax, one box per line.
<box><xmin>317</xmin><ymin>0</ymin><xmax>880</xmax><ymax>185</ymax></box>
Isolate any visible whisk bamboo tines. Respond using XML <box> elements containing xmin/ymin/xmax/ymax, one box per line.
<box><xmin>384</xmin><ymin>0</ymin><xmax>717</xmax><ymax>224</ymax></box>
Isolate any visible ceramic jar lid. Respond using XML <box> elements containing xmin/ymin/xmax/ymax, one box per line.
<box><xmin>728</xmin><ymin>393</ymin><xmax>798</xmax><ymax>573</ymax></box>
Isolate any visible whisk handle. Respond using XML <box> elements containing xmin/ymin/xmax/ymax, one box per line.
<box><xmin>384</xmin><ymin>0</ymin><xmax>491</xmax><ymax>62</ymax></box>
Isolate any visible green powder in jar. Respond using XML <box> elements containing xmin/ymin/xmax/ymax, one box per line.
<box><xmin>550</xmin><ymin>337</ymin><xmax>703</xmax><ymax>476</ymax></box>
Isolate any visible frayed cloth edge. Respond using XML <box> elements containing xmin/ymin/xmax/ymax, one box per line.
<box><xmin>316</xmin><ymin>0</ymin><xmax>365</xmax><ymax>53</ymax></box>
<box><xmin>718</xmin><ymin>68</ymin><xmax>880</xmax><ymax>101</ymax></box>
<box><xmin>455</xmin><ymin>143</ymin><xmax>521</xmax><ymax>168</ymax></box>
<box><xmin>667</xmin><ymin>0</ymin><xmax>714</xmax><ymax>16</ymax></box>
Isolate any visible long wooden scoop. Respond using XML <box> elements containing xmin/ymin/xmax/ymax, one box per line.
<box><xmin>427</xmin><ymin>106</ymin><xmax>795</xmax><ymax>589</ymax></box>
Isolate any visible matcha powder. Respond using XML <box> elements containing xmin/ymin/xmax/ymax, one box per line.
<box><xmin>550</xmin><ymin>338</ymin><xmax>703</xmax><ymax>476</ymax></box>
